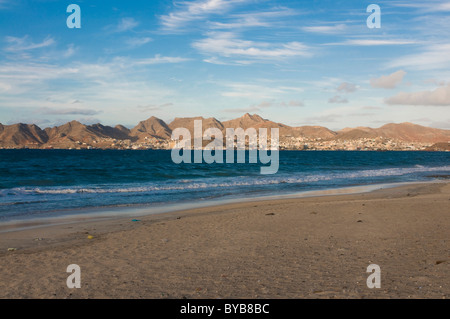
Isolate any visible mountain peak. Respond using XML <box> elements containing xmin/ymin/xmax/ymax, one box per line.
<box><xmin>131</xmin><ymin>116</ymin><xmax>171</xmax><ymax>140</ymax></box>
<box><xmin>242</xmin><ymin>113</ymin><xmax>265</xmax><ymax>122</ymax></box>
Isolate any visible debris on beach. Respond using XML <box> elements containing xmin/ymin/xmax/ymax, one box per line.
<box><xmin>265</xmin><ymin>213</ymin><xmax>275</xmax><ymax>216</ymax></box>
<box><xmin>7</xmin><ymin>248</ymin><xmax>16</xmax><ymax>251</ymax></box>
<box><xmin>131</xmin><ymin>219</ymin><xmax>141</xmax><ymax>222</ymax></box>
<box><xmin>87</xmin><ymin>235</ymin><xmax>94</xmax><ymax>239</ymax></box>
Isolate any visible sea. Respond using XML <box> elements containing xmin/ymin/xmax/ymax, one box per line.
<box><xmin>0</xmin><ymin>149</ymin><xmax>449</xmax><ymax>223</ymax></box>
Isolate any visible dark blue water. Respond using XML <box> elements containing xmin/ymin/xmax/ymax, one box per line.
<box><xmin>0</xmin><ymin>150</ymin><xmax>449</xmax><ymax>222</ymax></box>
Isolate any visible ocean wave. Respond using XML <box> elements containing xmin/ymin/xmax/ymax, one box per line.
<box><xmin>5</xmin><ymin>165</ymin><xmax>449</xmax><ymax>195</ymax></box>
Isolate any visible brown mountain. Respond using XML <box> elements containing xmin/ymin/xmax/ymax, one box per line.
<box><xmin>222</xmin><ymin>113</ymin><xmax>267</xmax><ymax>129</ymax></box>
<box><xmin>335</xmin><ymin>128</ymin><xmax>379</xmax><ymax>140</ymax></box>
<box><xmin>1</xmin><ymin>115</ymin><xmax>449</xmax><ymax>149</ymax></box>
<box><xmin>0</xmin><ymin>123</ymin><xmax>48</xmax><ymax>148</ymax></box>
<box><xmin>376</xmin><ymin>123</ymin><xmax>450</xmax><ymax>143</ymax></box>
<box><xmin>45</xmin><ymin>121</ymin><xmax>99</xmax><ymax>147</ymax></box>
<box><xmin>85</xmin><ymin>123</ymin><xmax>130</xmax><ymax>141</ymax></box>
<box><xmin>292</xmin><ymin>126</ymin><xmax>337</xmax><ymax>139</ymax></box>
<box><xmin>336</xmin><ymin>123</ymin><xmax>450</xmax><ymax>143</ymax></box>
<box><xmin>169</xmin><ymin>116</ymin><xmax>224</xmax><ymax>135</ymax></box>
<box><xmin>222</xmin><ymin>113</ymin><xmax>328</xmax><ymax>140</ymax></box>
<box><xmin>131</xmin><ymin>116</ymin><xmax>172</xmax><ymax>141</ymax></box>
<box><xmin>45</xmin><ymin>121</ymin><xmax>130</xmax><ymax>148</ymax></box>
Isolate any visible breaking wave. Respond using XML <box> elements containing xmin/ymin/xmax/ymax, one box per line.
<box><xmin>6</xmin><ymin>165</ymin><xmax>450</xmax><ymax>195</ymax></box>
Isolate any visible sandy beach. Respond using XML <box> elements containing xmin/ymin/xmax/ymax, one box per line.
<box><xmin>0</xmin><ymin>182</ymin><xmax>449</xmax><ymax>299</ymax></box>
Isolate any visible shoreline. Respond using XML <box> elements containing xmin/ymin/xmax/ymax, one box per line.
<box><xmin>0</xmin><ymin>181</ymin><xmax>449</xmax><ymax>298</ymax></box>
<box><xmin>0</xmin><ymin>180</ymin><xmax>443</xmax><ymax>233</ymax></box>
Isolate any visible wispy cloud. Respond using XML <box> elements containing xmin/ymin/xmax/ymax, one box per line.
<box><xmin>302</xmin><ymin>24</ymin><xmax>347</xmax><ymax>34</ymax></box>
<box><xmin>370</xmin><ymin>70</ymin><xmax>406</xmax><ymax>89</ymax></box>
<box><xmin>138</xmin><ymin>103</ymin><xmax>174</xmax><ymax>112</ymax></box>
<box><xmin>193</xmin><ymin>32</ymin><xmax>310</xmax><ymax>64</ymax></box>
<box><xmin>63</xmin><ymin>44</ymin><xmax>76</xmax><ymax>58</ymax></box>
<box><xmin>125</xmin><ymin>37</ymin><xmax>153</xmax><ymax>48</ymax></box>
<box><xmin>118</xmin><ymin>17</ymin><xmax>139</xmax><ymax>32</ymax></box>
<box><xmin>249</xmin><ymin>99</ymin><xmax>305</xmax><ymax>109</ymax></box>
<box><xmin>132</xmin><ymin>54</ymin><xmax>190</xmax><ymax>65</ymax></box>
<box><xmin>160</xmin><ymin>0</ymin><xmax>246</xmax><ymax>31</ymax></box>
<box><xmin>38</xmin><ymin>107</ymin><xmax>101</xmax><ymax>116</ymax></box>
<box><xmin>387</xmin><ymin>43</ymin><xmax>450</xmax><ymax>70</ymax></box>
<box><xmin>388</xmin><ymin>1</ymin><xmax>450</xmax><ymax>12</ymax></box>
<box><xmin>209</xmin><ymin>8</ymin><xmax>297</xmax><ymax>30</ymax></box>
<box><xmin>105</xmin><ymin>17</ymin><xmax>140</xmax><ymax>33</ymax></box>
<box><xmin>220</xmin><ymin>82</ymin><xmax>304</xmax><ymax>100</ymax></box>
<box><xmin>4</xmin><ymin>35</ymin><xmax>55</xmax><ymax>52</ymax></box>
<box><xmin>327</xmin><ymin>39</ymin><xmax>417</xmax><ymax>46</ymax></box>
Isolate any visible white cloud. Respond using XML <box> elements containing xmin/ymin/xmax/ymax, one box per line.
<box><xmin>63</xmin><ymin>44</ymin><xmax>76</xmax><ymax>58</ymax></box>
<box><xmin>385</xmin><ymin>84</ymin><xmax>450</xmax><ymax>106</ymax></box>
<box><xmin>387</xmin><ymin>43</ymin><xmax>450</xmax><ymax>70</ymax></box>
<box><xmin>116</xmin><ymin>18</ymin><xmax>139</xmax><ymax>32</ymax></box>
<box><xmin>0</xmin><ymin>55</ymin><xmax>184</xmax><ymax>124</ymax></box>
<box><xmin>0</xmin><ymin>63</ymin><xmax>79</xmax><ymax>84</ymax></box>
<box><xmin>209</xmin><ymin>17</ymin><xmax>269</xmax><ymax>29</ymax></box>
<box><xmin>437</xmin><ymin>2</ymin><xmax>450</xmax><ymax>10</ymax></box>
<box><xmin>160</xmin><ymin>0</ymin><xmax>246</xmax><ymax>31</ymax></box>
<box><xmin>370</xmin><ymin>70</ymin><xmax>406</xmax><ymax>89</ymax></box>
<box><xmin>132</xmin><ymin>55</ymin><xmax>190</xmax><ymax>65</ymax></box>
<box><xmin>302</xmin><ymin>24</ymin><xmax>347</xmax><ymax>34</ymax></box>
<box><xmin>192</xmin><ymin>32</ymin><xmax>310</xmax><ymax>63</ymax></box>
<box><xmin>126</xmin><ymin>37</ymin><xmax>153</xmax><ymax>48</ymax></box>
<box><xmin>38</xmin><ymin>107</ymin><xmax>101</xmax><ymax>115</ymax></box>
<box><xmin>4</xmin><ymin>35</ymin><xmax>55</xmax><ymax>52</ymax></box>
<box><xmin>220</xmin><ymin>82</ymin><xmax>304</xmax><ymax>100</ymax></box>
<box><xmin>389</xmin><ymin>1</ymin><xmax>450</xmax><ymax>12</ymax></box>
<box><xmin>328</xmin><ymin>39</ymin><xmax>416</xmax><ymax>46</ymax></box>
<box><xmin>209</xmin><ymin>8</ymin><xmax>297</xmax><ymax>30</ymax></box>
<box><xmin>0</xmin><ymin>81</ymin><xmax>12</xmax><ymax>92</ymax></box>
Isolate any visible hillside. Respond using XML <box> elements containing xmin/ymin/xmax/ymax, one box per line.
<box><xmin>1</xmin><ymin>115</ymin><xmax>449</xmax><ymax>150</ymax></box>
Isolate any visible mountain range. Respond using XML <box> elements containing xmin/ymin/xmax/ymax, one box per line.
<box><xmin>1</xmin><ymin>113</ymin><xmax>449</xmax><ymax>149</ymax></box>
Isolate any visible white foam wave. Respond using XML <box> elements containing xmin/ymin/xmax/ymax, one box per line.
<box><xmin>8</xmin><ymin>165</ymin><xmax>449</xmax><ymax>195</ymax></box>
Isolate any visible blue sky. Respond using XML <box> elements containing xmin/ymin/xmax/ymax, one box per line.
<box><xmin>0</xmin><ymin>0</ymin><xmax>449</xmax><ymax>129</ymax></box>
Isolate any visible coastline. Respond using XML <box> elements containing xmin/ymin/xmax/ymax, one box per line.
<box><xmin>0</xmin><ymin>181</ymin><xmax>449</xmax><ymax>298</ymax></box>
<box><xmin>0</xmin><ymin>180</ymin><xmax>442</xmax><ymax>233</ymax></box>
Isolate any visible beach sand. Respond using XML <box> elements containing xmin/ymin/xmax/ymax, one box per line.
<box><xmin>0</xmin><ymin>182</ymin><xmax>449</xmax><ymax>299</ymax></box>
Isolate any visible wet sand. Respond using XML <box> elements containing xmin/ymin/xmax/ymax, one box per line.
<box><xmin>0</xmin><ymin>182</ymin><xmax>449</xmax><ymax>299</ymax></box>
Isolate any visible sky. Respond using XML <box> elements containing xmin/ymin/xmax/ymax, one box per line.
<box><xmin>0</xmin><ymin>0</ymin><xmax>449</xmax><ymax>130</ymax></box>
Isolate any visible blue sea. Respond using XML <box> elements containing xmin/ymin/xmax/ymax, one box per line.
<box><xmin>0</xmin><ymin>150</ymin><xmax>449</xmax><ymax>222</ymax></box>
